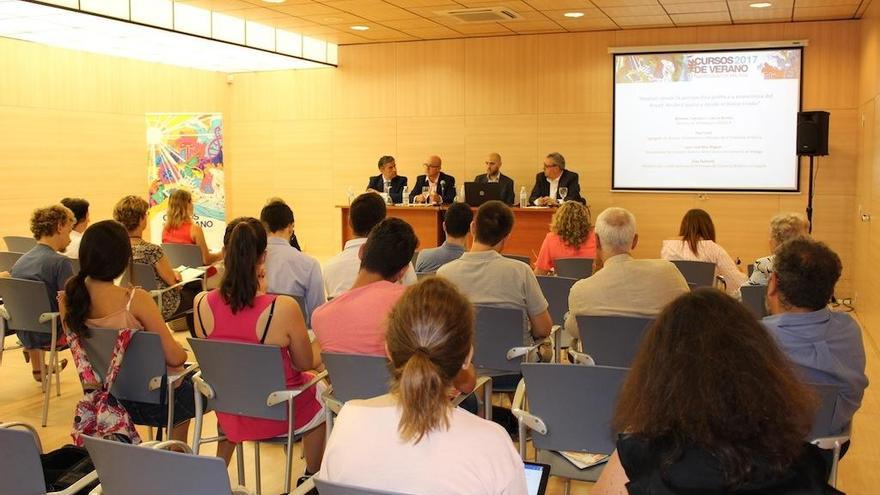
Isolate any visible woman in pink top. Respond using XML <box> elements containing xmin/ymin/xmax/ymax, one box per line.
<box><xmin>661</xmin><ymin>209</ymin><xmax>748</xmax><ymax>295</ymax></box>
<box><xmin>192</xmin><ymin>217</ymin><xmax>326</xmax><ymax>478</ymax></box>
<box><xmin>535</xmin><ymin>201</ymin><xmax>597</xmax><ymax>275</ymax></box>
<box><xmin>161</xmin><ymin>189</ymin><xmax>221</xmax><ymax>265</ymax></box>
<box><xmin>61</xmin><ymin>220</ymin><xmax>194</xmax><ymax>443</ymax></box>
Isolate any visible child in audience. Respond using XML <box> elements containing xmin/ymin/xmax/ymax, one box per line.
<box><xmin>319</xmin><ymin>278</ymin><xmax>527</xmax><ymax>495</ymax></box>
<box><xmin>191</xmin><ymin>218</ymin><xmax>326</xmax><ymax>479</ymax></box>
<box><xmin>161</xmin><ymin>188</ymin><xmax>221</xmax><ymax>265</ymax></box>
<box><xmin>592</xmin><ymin>288</ymin><xmax>839</xmax><ymax>495</ymax></box>
<box><xmin>534</xmin><ymin>201</ymin><xmax>597</xmax><ymax>275</ymax></box>
<box><xmin>61</xmin><ymin>220</ymin><xmax>195</xmax><ymax>443</ymax></box>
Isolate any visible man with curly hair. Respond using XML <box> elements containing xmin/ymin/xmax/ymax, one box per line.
<box><xmin>10</xmin><ymin>204</ymin><xmax>75</xmax><ymax>381</ymax></box>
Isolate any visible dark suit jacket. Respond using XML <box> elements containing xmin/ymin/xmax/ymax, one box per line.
<box><xmin>409</xmin><ymin>172</ymin><xmax>456</xmax><ymax>204</ymax></box>
<box><xmin>474</xmin><ymin>173</ymin><xmax>516</xmax><ymax>206</ymax></box>
<box><xmin>367</xmin><ymin>175</ymin><xmax>408</xmax><ymax>204</ymax></box>
<box><xmin>528</xmin><ymin>169</ymin><xmax>585</xmax><ymax>205</ymax></box>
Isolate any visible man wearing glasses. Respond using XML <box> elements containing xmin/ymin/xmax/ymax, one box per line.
<box><xmin>473</xmin><ymin>152</ymin><xmax>515</xmax><ymax>205</ymax></box>
<box><xmin>529</xmin><ymin>152</ymin><xmax>585</xmax><ymax>206</ymax></box>
<box><xmin>409</xmin><ymin>155</ymin><xmax>457</xmax><ymax>205</ymax></box>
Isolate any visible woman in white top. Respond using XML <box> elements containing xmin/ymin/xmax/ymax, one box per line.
<box><xmin>661</xmin><ymin>209</ymin><xmax>747</xmax><ymax>295</ymax></box>
<box><xmin>319</xmin><ymin>277</ymin><xmax>527</xmax><ymax>495</ymax></box>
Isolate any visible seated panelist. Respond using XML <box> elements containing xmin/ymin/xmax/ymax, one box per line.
<box><xmin>529</xmin><ymin>152</ymin><xmax>585</xmax><ymax>206</ymax></box>
<box><xmin>366</xmin><ymin>155</ymin><xmax>408</xmax><ymax>204</ymax></box>
<box><xmin>409</xmin><ymin>155</ymin><xmax>456</xmax><ymax>205</ymax></box>
<box><xmin>473</xmin><ymin>152</ymin><xmax>515</xmax><ymax>206</ymax></box>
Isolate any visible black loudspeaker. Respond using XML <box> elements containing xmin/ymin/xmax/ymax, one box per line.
<box><xmin>797</xmin><ymin>111</ymin><xmax>830</xmax><ymax>156</ymax></box>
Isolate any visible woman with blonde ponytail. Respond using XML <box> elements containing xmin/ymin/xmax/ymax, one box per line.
<box><xmin>319</xmin><ymin>277</ymin><xmax>527</xmax><ymax>495</ymax></box>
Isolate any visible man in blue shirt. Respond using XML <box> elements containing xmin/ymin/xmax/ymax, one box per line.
<box><xmin>414</xmin><ymin>203</ymin><xmax>472</xmax><ymax>273</ymax></box>
<box><xmin>260</xmin><ymin>200</ymin><xmax>325</xmax><ymax>327</ymax></box>
<box><xmin>763</xmin><ymin>237</ymin><xmax>868</xmax><ymax>435</ymax></box>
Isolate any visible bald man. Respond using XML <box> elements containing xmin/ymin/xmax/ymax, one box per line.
<box><xmin>474</xmin><ymin>152</ymin><xmax>515</xmax><ymax>205</ymax></box>
<box><xmin>409</xmin><ymin>155</ymin><xmax>456</xmax><ymax>205</ymax></box>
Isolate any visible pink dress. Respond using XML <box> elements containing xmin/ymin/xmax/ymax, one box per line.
<box><xmin>162</xmin><ymin>222</ymin><xmax>194</xmax><ymax>244</ymax></box>
<box><xmin>204</xmin><ymin>291</ymin><xmax>322</xmax><ymax>442</ymax></box>
<box><xmin>535</xmin><ymin>231</ymin><xmax>597</xmax><ymax>272</ymax></box>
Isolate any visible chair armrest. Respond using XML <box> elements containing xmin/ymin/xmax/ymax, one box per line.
<box><xmin>39</xmin><ymin>312</ymin><xmax>60</xmax><ymax>324</ymax></box>
<box><xmin>289</xmin><ymin>475</ymin><xmax>316</xmax><ymax>495</ymax></box>
<box><xmin>0</xmin><ymin>304</ymin><xmax>8</xmax><ymax>320</ymax></box>
<box><xmin>149</xmin><ymin>363</ymin><xmax>200</xmax><ymax>391</ymax></box>
<box><xmin>715</xmin><ymin>275</ymin><xmax>727</xmax><ymax>292</ymax></box>
<box><xmin>451</xmin><ymin>376</ymin><xmax>491</xmax><ymax>407</ymax></box>
<box><xmin>567</xmin><ymin>348</ymin><xmax>595</xmax><ymax>366</ymax></box>
<box><xmin>192</xmin><ymin>371</ymin><xmax>215</xmax><ymax>399</ymax></box>
<box><xmin>267</xmin><ymin>370</ymin><xmax>329</xmax><ymax>407</ymax></box>
<box><xmin>48</xmin><ymin>470</ymin><xmax>99</xmax><ymax>495</ymax></box>
<box><xmin>150</xmin><ymin>440</ymin><xmax>193</xmax><ymax>454</ymax></box>
<box><xmin>507</xmin><ymin>344</ymin><xmax>540</xmax><ymax>360</ymax></box>
<box><xmin>510</xmin><ymin>378</ymin><xmax>547</xmax><ymax>435</ymax></box>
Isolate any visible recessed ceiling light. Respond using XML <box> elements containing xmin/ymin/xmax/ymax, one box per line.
<box><xmin>350</xmin><ymin>25</ymin><xmax>369</xmax><ymax>31</ymax></box>
<box><xmin>564</xmin><ymin>12</ymin><xmax>585</xmax><ymax>18</ymax></box>
<box><xmin>749</xmin><ymin>2</ymin><xmax>772</xmax><ymax>7</ymax></box>
<box><xmin>262</xmin><ymin>0</ymin><xmax>286</xmax><ymax>4</ymax></box>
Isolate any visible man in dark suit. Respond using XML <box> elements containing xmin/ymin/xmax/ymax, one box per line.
<box><xmin>473</xmin><ymin>152</ymin><xmax>515</xmax><ymax>205</ymax></box>
<box><xmin>529</xmin><ymin>152</ymin><xmax>585</xmax><ymax>206</ymax></box>
<box><xmin>366</xmin><ymin>155</ymin><xmax>408</xmax><ymax>204</ymax></box>
<box><xmin>409</xmin><ymin>155</ymin><xmax>456</xmax><ymax>205</ymax></box>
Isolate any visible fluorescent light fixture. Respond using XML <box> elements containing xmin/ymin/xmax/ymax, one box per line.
<box><xmin>564</xmin><ymin>12</ymin><xmax>585</xmax><ymax>18</ymax></box>
<box><xmin>749</xmin><ymin>2</ymin><xmax>772</xmax><ymax>7</ymax></box>
<box><xmin>350</xmin><ymin>25</ymin><xmax>369</xmax><ymax>31</ymax></box>
<box><xmin>0</xmin><ymin>0</ymin><xmax>336</xmax><ymax>72</ymax></box>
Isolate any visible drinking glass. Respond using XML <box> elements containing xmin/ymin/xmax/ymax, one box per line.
<box><xmin>558</xmin><ymin>187</ymin><xmax>568</xmax><ymax>203</ymax></box>
<box><xmin>422</xmin><ymin>186</ymin><xmax>430</xmax><ymax>202</ymax></box>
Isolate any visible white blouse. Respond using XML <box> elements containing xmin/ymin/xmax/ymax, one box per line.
<box><xmin>660</xmin><ymin>239</ymin><xmax>748</xmax><ymax>295</ymax></box>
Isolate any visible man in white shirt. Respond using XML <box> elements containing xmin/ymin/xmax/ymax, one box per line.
<box><xmin>528</xmin><ymin>152</ymin><xmax>585</xmax><ymax>205</ymax></box>
<box><xmin>60</xmin><ymin>197</ymin><xmax>89</xmax><ymax>259</ymax></box>
<box><xmin>324</xmin><ymin>192</ymin><xmax>417</xmax><ymax>298</ymax></box>
<box><xmin>260</xmin><ymin>200</ymin><xmax>325</xmax><ymax>326</ymax></box>
<box><xmin>564</xmin><ymin>207</ymin><xmax>689</xmax><ymax>340</ymax></box>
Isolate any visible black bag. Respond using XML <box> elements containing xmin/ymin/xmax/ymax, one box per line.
<box><xmin>41</xmin><ymin>445</ymin><xmax>100</xmax><ymax>494</ymax></box>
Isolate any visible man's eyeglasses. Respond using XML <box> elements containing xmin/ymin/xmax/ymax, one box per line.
<box><xmin>543</xmin><ymin>164</ymin><xmax>559</xmax><ymax>170</ymax></box>
<box><xmin>423</xmin><ymin>164</ymin><xmax>441</xmax><ymax>169</ymax></box>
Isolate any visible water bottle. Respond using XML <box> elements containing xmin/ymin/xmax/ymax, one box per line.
<box><xmin>457</xmin><ymin>184</ymin><xmax>465</xmax><ymax>203</ymax></box>
<box><xmin>402</xmin><ymin>185</ymin><xmax>409</xmax><ymax>206</ymax></box>
<box><xmin>347</xmin><ymin>186</ymin><xmax>355</xmax><ymax>205</ymax></box>
<box><xmin>519</xmin><ymin>186</ymin><xmax>527</xmax><ymax>208</ymax></box>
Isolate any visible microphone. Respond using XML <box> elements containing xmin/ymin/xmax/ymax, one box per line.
<box><xmin>440</xmin><ymin>180</ymin><xmax>446</xmax><ymax>194</ymax></box>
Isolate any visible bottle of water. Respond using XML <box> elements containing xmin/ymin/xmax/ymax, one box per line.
<box><xmin>458</xmin><ymin>184</ymin><xmax>465</xmax><ymax>203</ymax></box>
<box><xmin>347</xmin><ymin>186</ymin><xmax>355</xmax><ymax>205</ymax></box>
<box><xmin>402</xmin><ymin>186</ymin><xmax>409</xmax><ymax>206</ymax></box>
<box><xmin>519</xmin><ymin>186</ymin><xmax>527</xmax><ymax>208</ymax></box>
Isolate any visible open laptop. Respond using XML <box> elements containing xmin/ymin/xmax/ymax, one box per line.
<box><xmin>464</xmin><ymin>181</ymin><xmax>501</xmax><ymax>207</ymax></box>
<box><xmin>525</xmin><ymin>461</ymin><xmax>551</xmax><ymax>495</ymax></box>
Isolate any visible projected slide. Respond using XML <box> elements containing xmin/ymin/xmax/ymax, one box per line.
<box><xmin>613</xmin><ymin>48</ymin><xmax>802</xmax><ymax>191</ymax></box>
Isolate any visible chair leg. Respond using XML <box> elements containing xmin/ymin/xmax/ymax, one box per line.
<box><xmin>165</xmin><ymin>377</ymin><xmax>175</xmax><ymax>439</ymax></box>
<box><xmin>483</xmin><ymin>379</ymin><xmax>493</xmax><ymax>421</ymax></box>
<box><xmin>284</xmin><ymin>399</ymin><xmax>295</xmax><ymax>494</ymax></box>
<box><xmin>564</xmin><ymin>479</ymin><xmax>571</xmax><ymax>495</ymax></box>
<box><xmin>236</xmin><ymin>443</ymin><xmax>245</xmax><ymax>487</ymax></box>
<box><xmin>41</xmin><ymin>325</ymin><xmax>58</xmax><ymax>427</ymax></box>
<box><xmin>192</xmin><ymin>390</ymin><xmax>203</xmax><ymax>455</ymax></box>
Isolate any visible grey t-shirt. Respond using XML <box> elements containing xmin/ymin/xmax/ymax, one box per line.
<box><xmin>11</xmin><ymin>243</ymin><xmax>74</xmax><ymax>312</ymax></box>
<box><xmin>438</xmin><ymin>250</ymin><xmax>548</xmax><ymax>344</ymax></box>
<box><xmin>415</xmin><ymin>241</ymin><xmax>466</xmax><ymax>273</ymax></box>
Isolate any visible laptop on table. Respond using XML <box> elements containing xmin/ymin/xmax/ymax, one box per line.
<box><xmin>464</xmin><ymin>182</ymin><xmax>501</xmax><ymax>207</ymax></box>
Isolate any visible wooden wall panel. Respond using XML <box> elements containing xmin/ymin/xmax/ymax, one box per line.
<box><xmin>537</xmin><ymin>32</ymin><xmax>615</xmax><ymax>114</ymax></box>
<box><xmin>395</xmin><ymin>40</ymin><xmax>465</xmax><ymax>117</ymax></box>
<box><xmin>464</xmin><ymin>35</ymin><xmax>539</xmax><ymax>115</ymax></box>
<box><xmin>333</xmin><ymin>43</ymin><xmax>397</xmax><ymax>119</ymax></box>
<box><xmin>463</xmin><ymin>114</ymin><xmax>539</xmax><ymax>188</ymax></box>
<box><xmin>396</xmin><ymin>116</ymin><xmax>466</xmax><ymax>182</ymax></box>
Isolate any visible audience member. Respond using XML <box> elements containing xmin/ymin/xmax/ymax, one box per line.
<box><xmin>410</xmin><ymin>155</ymin><xmax>456</xmax><ymax>205</ymax></box>
<box><xmin>661</xmin><ymin>208</ymin><xmax>748</xmax><ymax>294</ymax></box>
<box><xmin>161</xmin><ymin>189</ymin><xmax>221</xmax><ymax>265</ymax></box>
<box><xmin>414</xmin><ymin>203</ymin><xmax>472</xmax><ymax>273</ymax></box>
<box><xmin>61</xmin><ymin>220</ymin><xmax>194</xmax><ymax>443</ymax></box>
<box><xmin>319</xmin><ymin>278</ymin><xmax>526</xmax><ymax>495</ymax></box>
<box><xmin>749</xmin><ymin>212</ymin><xmax>811</xmax><ymax>286</ymax></box>
<box><xmin>473</xmin><ymin>153</ymin><xmax>515</xmax><ymax>205</ymax></box>
<box><xmin>439</xmin><ymin>201</ymin><xmax>553</xmax><ymax>348</ymax></box>
<box><xmin>114</xmin><ymin>195</ymin><xmax>198</xmax><ymax>326</ymax></box>
<box><xmin>366</xmin><ymin>155</ymin><xmax>408</xmax><ymax>204</ymax></box>
<box><xmin>529</xmin><ymin>152</ymin><xmax>585</xmax><ymax>205</ymax></box>
<box><xmin>764</xmin><ymin>238</ymin><xmax>868</xmax><ymax>434</ymax></box>
<box><xmin>263</xmin><ymin>197</ymin><xmax>303</xmax><ymax>250</ymax></box>
<box><xmin>564</xmin><ymin>207</ymin><xmax>688</xmax><ymax>340</ymax></box>
<box><xmin>260</xmin><ymin>200</ymin><xmax>325</xmax><ymax>325</ymax></box>
<box><xmin>313</xmin><ymin>218</ymin><xmax>417</xmax><ymax>356</ymax></box>
<box><xmin>324</xmin><ymin>193</ymin><xmax>416</xmax><ymax>298</ymax></box>
<box><xmin>11</xmin><ymin>204</ymin><xmax>75</xmax><ymax>380</ymax></box>
<box><xmin>534</xmin><ymin>201</ymin><xmax>596</xmax><ymax>275</ymax></box>
<box><xmin>60</xmin><ymin>197</ymin><xmax>89</xmax><ymax>259</ymax></box>
<box><xmin>192</xmin><ymin>218</ymin><xmax>326</xmax><ymax>476</ymax></box>
<box><xmin>593</xmin><ymin>288</ymin><xmax>837</xmax><ymax>495</ymax></box>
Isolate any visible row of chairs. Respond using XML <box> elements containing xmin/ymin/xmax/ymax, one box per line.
<box><xmin>0</xmin><ymin>239</ymin><xmax>204</xmax><ymax>270</ymax></box>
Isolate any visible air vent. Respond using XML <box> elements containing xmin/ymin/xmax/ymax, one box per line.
<box><xmin>437</xmin><ymin>7</ymin><xmax>521</xmax><ymax>23</ymax></box>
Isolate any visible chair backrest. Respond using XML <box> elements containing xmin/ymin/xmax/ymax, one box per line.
<box><xmin>740</xmin><ymin>285</ymin><xmax>768</xmax><ymax>319</ymax></box>
<box><xmin>0</xmin><ymin>278</ymin><xmax>53</xmax><ymax>333</ymax></box>
<box><xmin>322</xmin><ymin>352</ymin><xmax>391</xmax><ymax>403</ymax></box>
<box><xmin>83</xmin><ymin>436</ymin><xmax>232</xmax><ymax>495</ymax></box>
<box><xmin>536</xmin><ymin>276</ymin><xmax>577</xmax><ymax>326</ymax></box>
<box><xmin>118</xmin><ymin>263</ymin><xmax>160</xmax><ymax>291</ymax></box>
<box><xmin>78</xmin><ymin>328</ymin><xmax>166</xmax><ymax>404</ymax></box>
<box><xmin>314</xmin><ymin>479</ymin><xmax>412</xmax><ymax>495</ymax></box>
<box><xmin>747</xmin><ymin>263</ymin><xmax>755</xmax><ymax>277</ymax></box>
<box><xmin>670</xmin><ymin>260</ymin><xmax>715</xmax><ymax>288</ymax></box>
<box><xmin>473</xmin><ymin>305</ymin><xmax>527</xmax><ymax>374</ymax></box>
<box><xmin>161</xmin><ymin>243</ymin><xmax>204</xmax><ymax>268</ymax></box>
<box><xmin>187</xmin><ymin>338</ymin><xmax>288</xmax><ymax>420</ymax></box>
<box><xmin>503</xmin><ymin>254</ymin><xmax>531</xmax><ymax>265</ymax></box>
<box><xmin>69</xmin><ymin>257</ymin><xmax>81</xmax><ymax>275</ymax></box>
<box><xmin>0</xmin><ymin>251</ymin><xmax>23</xmax><ymax>272</ymax></box>
<box><xmin>0</xmin><ymin>427</ymin><xmax>46</xmax><ymax>495</ymax></box>
<box><xmin>576</xmin><ymin>315</ymin><xmax>653</xmax><ymax>368</ymax></box>
<box><xmin>3</xmin><ymin>235</ymin><xmax>36</xmax><ymax>253</ymax></box>
<box><xmin>809</xmin><ymin>382</ymin><xmax>842</xmax><ymax>439</ymax></box>
<box><xmin>521</xmin><ymin>363</ymin><xmax>628</xmax><ymax>454</ymax></box>
<box><xmin>415</xmin><ymin>271</ymin><xmax>435</xmax><ymax>280</ymax></box>
<box><xmin>411</xmin><ymin>250</ymin><xmax>420</xmax><ymax>267</ymax></box>
<box><xmin>554</xmin><ymin>258</ymin><xmax>593</xmax><ymax>279</ymax></box>
<box><xmin>270</xmin><ymin>293</ymin><xmax>310</xmax><ymax>327</ymax></box>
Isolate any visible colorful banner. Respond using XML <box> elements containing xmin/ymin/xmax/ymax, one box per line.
<box><xmin>145</xmin><ymin>113</ymin><xmax>225</xmax><ymax>251</ymax></box>
<box><xmin>615</xmin><ymin>49</ymin><xmax>801</xmax><ymax>84</ymax></box>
